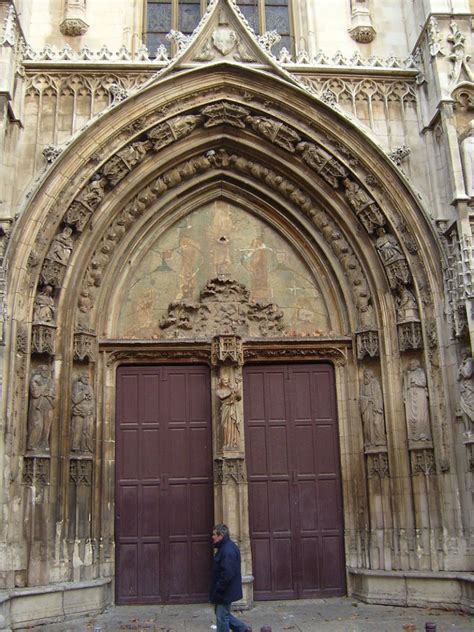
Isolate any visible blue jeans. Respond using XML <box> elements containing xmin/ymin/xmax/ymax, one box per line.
<box><xmin>214</xmin><ymin>603</ymin><xmax>248</xmax><ymax>632</ymax></box>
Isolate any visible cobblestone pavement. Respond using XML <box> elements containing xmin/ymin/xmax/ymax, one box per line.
<box><xmin>31</xmin><ymin>598</ymin><xmax>473</xmax><ymax>631</ymax></box>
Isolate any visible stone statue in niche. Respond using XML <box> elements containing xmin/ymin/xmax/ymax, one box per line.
<box><xmin>460</xmin><ymin>120</ymin><xmax>474</xmax><ymax>197</ymax></box>
<box><xmin>375</xmin><ymin>227</ymin><xmax>404</xmax><ymax>264</ymax></box>
<box><xmin>71</xmin><ymin>373</ymin><xmax>96</xmax><ymax>453</ymax></box>
<box><xmin>27</xmin><ymin>365</ymin><xmax>56</xmax><ymax>452</ymax></box>
<box><xmin>403</xmin><ymin>360</ymin><xmax>431</xmax><ymax>442</ymax></box>
<box><xmin>396</xmin><ymin>286</ymin><xmax>419</xmax><ymax>322</ymax></box>
<box><xmin>216</xmin><ymin>374</ymin><xmax>242</xmax><ymax>450</ymax></box>
<box><xmin>47</xmin><ymin>226</ymin><xmax>74</xmax><ymax>265</ymax></box>
<box><xmin>33</xmin><ymin>286</ymin><xmax>55</xmax><ymax>324</ymax></box>
<box><xmin>359</xmin><ymin>369</ymin><xmax>386</xmax><ymax>448</ymax></box>
<box><xmin>458</xmin><ymin>348</ymin><xmax>474</xmax><ymax>434</ymax></box>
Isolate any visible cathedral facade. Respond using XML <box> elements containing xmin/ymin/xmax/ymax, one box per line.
<box><xmin>0</xmin><ymin>0</ymin><xmax>473</xmax><ymax>628</ymax></box>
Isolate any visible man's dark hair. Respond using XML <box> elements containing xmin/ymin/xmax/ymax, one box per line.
<box><xmin>213</xmin><ymin>523</ymin><xmax>229</xmax><ymax>537</ymax></box>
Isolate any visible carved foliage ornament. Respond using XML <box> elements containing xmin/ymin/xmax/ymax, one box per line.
<box><xmin>214</xmin><ymin>458</ymin><xmax>246</xmax><ymax>485</ymax></box>
<box><xmin>22</xmin><ymin>457</ymin><xmax>50</xmax><ymax>486</ymax></box>
<box><xmin>367</xmin><ymin>452</ymin><xmax>389</xmax><ymax>479</ymax></box>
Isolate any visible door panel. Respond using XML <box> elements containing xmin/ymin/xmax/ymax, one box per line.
<box><xmin>244</xmin><ymin>363</ymin><xmax>345</xmax><ymax>600</ymax></box>
<box><xmin>116</xmin><ymin>365</ymin><xmax>213</xmax><ymax>604</ymax></box>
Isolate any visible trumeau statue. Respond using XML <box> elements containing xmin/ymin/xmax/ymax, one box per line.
<box><xmin>71</xmin><ymin>373</ymin><xmax>96</xmax><ymax>453</ymax></box>
<box><xmin>403</xmin><ymin>360</ymin><xmax>431</xmax><ymax>443</ymax></box>
<box><xmin>216</xmin><ymin>374</ymin><xmax>242</xmax><ymax>451</ymax></box>
<box><xmin>27</xmin><ymin>365</ymin><xmax>56</xmax><ymax>452</ymax></box>
<box><xmin>458</xmin><ymin>348</ymin><xmax>474</xmax><ymax>434</ymax></box>
<box><xmin>359</xmin><ymin>369</ymin><xmax>386</xmax><ymax>448</ymax></box>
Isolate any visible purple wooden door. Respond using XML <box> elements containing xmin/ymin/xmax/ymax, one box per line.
<box><xmin>116</xmin><ymin>365</ymin><xmax>213</xmax><ymax>604</ymax></box>
<box><xmin>244</xmin><ymin>363</ymin><xmax>345</xmax><ymax>600</ymax></box>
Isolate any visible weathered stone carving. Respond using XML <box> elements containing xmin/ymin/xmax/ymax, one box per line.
<box><xmin>296</xmin><ymin>142</ymin><xmax>346</xmax><ymax>188</ymax></box>
<box><xmin>40</xmin><ymin>227</ymin><xmax>74</xmax><ymax>287</ymax></box>
<box><xmin>410</xmin><ymin>449</ymin><xmax>436</xmax><ymax>476</ymax></box>
<box><xmin>367</xmin><ymin>452</ymin><xmax>389</xmax><ymax>479</ymax></box>
<box><xmin>389</xmin><ymin>145</ymin><xmax>411</xmax><ymax>166</ymax></box>
<box><xmin>27</xmin><ymin>365</ymin><xmax>55</xmax><ymax>453</ymax></box>
<box><xmin>403</xmin><ymin>360</ymin><xmax>432</xmax><ymax>444</ymax></box>
<box><xmin>458</xmin><ymin>349</ymin><xmax>474</xmax><ymax>435</ymax></box>
<box><xmin>427</xmin><ymin>16</ymin><xmax>445</xmax><ymax>58</ymax></box>
<box><xmin>460</xmin><ymin>121</ymin><xmax>474</xmax><ymax>198</ymax></box>
<box><xmin>147</xmin><ymin>115</ymin><xmax>202</xmax><ymax>151</ymax></box>
<box><xmin>65</xmin><ymin>175</ymin><xmax>107</xmax><ymax>232</ymax></box>
<box><xmin>159</xmin><ymin>277</ymin><xmax>284</xmax><ymax>338</ymax></box>
<box><xmin>211</xmin><ymin>336</ymin><xmax>243</xmax><ymax>366</ymax></box>
<box><xmin>69</xmin><ymin>459</ymin><xmax>92</xmax><ymax>485</ymax></box>
<box><xmin>214</xmin><ymin>458</ymin><xmax>246</xmax><ymax>485</ymax></box>
<box><xmin>447</xmin><ymin>20</ymin><xmax>474</xmax><ymax>85</ymax></box>
<box><xmin>360</xmin><ymin>369</ymin><xmax>387</xmax><ymax>449</ymax></box>
<box><xmin>71</xmin><ymin>373</ymin><xmax>95</xmax><ymax>453</ymax></box>
<box><xmin>375</xmin><ymin>227</ymin><xmax>411</xmax><ymax>288</ymax></box>
<box><xmin>102</xmin><ymin>141</ymin><xmax>150</xmax><ymax>186</ymax></box>
<box><xmin>42</xmin><ymin>145</ymin><xmax>62</xmax><ymax>163</ymax></box>
<box><xmin>202</xmin><ymin>102</ymin><xmax>249</xmax><ymax>128</ymax></box>
<box><xmin>22</xmin><ymin>457</ymin><xmax>50</xmax><ymax>486</ymax></box>
<box><xmin>59</xmin><ymin>0</ymin><xmax>89</xmax><ymax>36</ymax></box>
<box><xmin>33</xmin><ymin>286</ymin><xmax>55</xmax><ymax>324</ymax></box>
<box><xmin>31</xmin><ymin>324</ymin><xmax>56</xmax><ymax>356</ymax></box>
<box><xmin>217</xmin><ymin>374</ymin><xmax>242</xmax><ymax>451</ymax></box>
<box><xmin>73</xmin><ymin>330</ymin><xmax>98</xmax><ymax>362</ymax></box>
<box><xmin>245</xmin><ymin>115</ymin><xmax>301</xmax><ymax>152</ymax></box>
<box><xmin>398</xmin><ymin>322</ymin><xmax>423</xmax><ymax>351</ymax></box>
<box><xmin>343</xmin><ymin>178</ymin><xmax>384</xmax><ymax>233</ymax></box>
<box><xmin>356</xmin><ymin>330</ymin><xmax>379</xmax><ymax>360</ymax></box>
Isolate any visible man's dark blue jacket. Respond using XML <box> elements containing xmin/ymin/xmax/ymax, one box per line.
<box><xmin>209</xmin><ymin>534</ymin><xmax>243</xmax><ymax>605</ymax></box>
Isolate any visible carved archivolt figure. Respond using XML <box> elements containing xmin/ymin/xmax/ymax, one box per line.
<box><xmin>47</xmin><ymin>226</ymin><xmax>74</xmax><ymax>265</ymax></box>
<box><xmin>396</xmin><ymin>286</ymin><xmax>419</xmax><ymax>322</ymax></box>
<box><xmin>216</xmin><ymin>375</ymin><xmax>242</xmax><ymax>450</ymax></box>
<box><xmin>71</xmin><ymin>373</ymin><xmax>96</xmax><ymax>453</ymax></box>
<box><xmin>375</xmin><ymin>227</ymin><xmax>403</xmax><ymax>264</ymax></box>
<box><xmin>27</xmin><ymin>365</ymin><xmax>56</xmax><ymax>452</ymax></box>
<box><xmin>403</xmin><ymin>360</ymin><xmax>431</xmax><ymax>442</ymax></box>
<box><xmin>360</xmin><ymin>369</ymin><xmax>386</xmax><ymax>448</ymax></box>
<box><xmin>458</xmin><ymin>349</ymin><xmax>474</xmax><ymax>431</ymax></box>
<box><xmin>33</xmin><ymin>286</ymin><xmax>55</xmax><ymax>323</ymax></box>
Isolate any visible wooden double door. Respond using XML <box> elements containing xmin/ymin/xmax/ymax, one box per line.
<box><xmin>115</xmin><ymin>362</ymin><xmax>345</xmax><ymax>604</ymax></box>
<box><xmin>115</xmin><ymin>365</ymin><xmax>213</xmax><ymax>604</ymax></box>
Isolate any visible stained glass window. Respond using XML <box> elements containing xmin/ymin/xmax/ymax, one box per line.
<box><xmin>145</xmin><ymin>1</ymin><xmax>293</xmax><ymax>56</ymax></box>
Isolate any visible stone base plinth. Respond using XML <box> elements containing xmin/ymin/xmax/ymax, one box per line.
<box><xmin>348</xmin><ymin>568</ymin><xmax>474</xmax><ymax>613</ymax></box>
<box><xmin>0</xmin><ymin>578</ymin><xmax>112</xmax><ymax>630</ymax></box>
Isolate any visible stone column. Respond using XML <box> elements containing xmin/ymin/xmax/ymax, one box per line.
<box><xmin>211</xmin><ymin>335</ymin><xmax>253</xmax><ymax>606</ymax></box>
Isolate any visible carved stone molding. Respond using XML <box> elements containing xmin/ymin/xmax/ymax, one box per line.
<box><xmin>22</xmin><ymin>456</ymin><xmax>50</xmax><ymax>486</ymax></box>
<box><xmin>243</xmin><ymin>341</ymin><xmax>349</xmax><ymax>366</ymax></box>
<box><xmin>214</xmin><ymin>457</ymin><xmax>246</xmax><ymax>485</ymax></box>
<box><xmin>410</xmin><ymin>449</ymin><xmax>436</xmax><ymax>476</ymax></box>
<box><xmin>159</xmin><ymin>277</ymin><xmax>285</xmax><ymax>339</ymax></box>
<box><xmin>32</xmin><ymin>323</ymin><xmax>56</xmax><ymax>356</ymax></box>
<box><xmin>397</xmin><ymin>321</ymin><xmax>422</xmax><ymax>351</ymax></box>
<box><xmin>211</xmin><ymin>336</ymin><xmax>243</xmax><ymax>366</ymax></box>
<box><xmin>16</xmin><ymin>325</ymin><xmax>28</xmax><ymax>354</ymax></box>
<box><xmin>356</xmin><ymin>329</ymin><xmax>379</xmax><ymax>360</ymax></box>
<box><xmin>366</xmin><ymin>452</ymin><xmax>389</xmax><ymax>479</ymax></box>
<box><xmin>103</xmin><ymin>345</ymin><xmax>211</xmax><ymax>368</ymax></box>
<box><xmin>69</xmin><ymin>458</ymin><xmax>93</xmax><ymax>486</ymax></box>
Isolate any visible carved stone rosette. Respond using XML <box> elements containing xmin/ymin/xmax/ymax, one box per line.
<box><xmin>22</xmin><ymin>457</ymin><xmax>50</xmax><ymax>486</ymax></box>
<box><xmin>397</xmin><ymin>321</ymin><xmax>422</xmax><ymax>351</ymax></box>
<box><xmin>73</xmin><ymin>330</ymin><xmax>98</xmax><ymax>362</ymax></box>
<box><xmin>410</xmin><ymin>449</ymin><xmax>436</xmax><ymax>476</ymax></box>
<box><xmin>31</xmin><ymin>324</ymin><xmax>56</xmax><ymax>356</ymax></box>
<box><xmin>211</xmin><ymin>335</ymin><xmax>243</xmax><ymax>366</ymax></box>
<box><xmin>356</xmin><ymin>329</ymin><xmax>379</xmax><ymax>359</ymax></box>
<box><xmin>214</xmin><ymin>457</ymin><xmax>246</xmax><ymax>485</ymax></box>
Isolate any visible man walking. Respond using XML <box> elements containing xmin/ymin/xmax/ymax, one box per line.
<box><xmin>210</xmin><ymin>524</ymin><xmax>250</xmax><ymax>632</ymax></box>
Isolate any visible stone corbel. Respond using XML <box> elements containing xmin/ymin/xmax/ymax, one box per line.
<box><xmin>397</xmin><ymin>321</ymin><xmax>422</xmax><ymax>351</ymax></box>
<box><xmin>348</xmin><ymin>1</ymin><xmax>376</xmax><ymax>44</ymax></box>
<box><xmin>74</xmin><ymin>329</ymin><xmax>97</xmax><ymax>362</ymax></box>
<box><xmin>32</xmin><ymin>323</ymin><xmax>56</xmax><ymax>356</ymax></box>
<box><xmin>59</xmin><ymin>0</ymin><xmax>89</xmax><ymax>37</ymax></box>
<box><xmin>211</xmin><ymin>335</ymin><xmax>243</xmax><ymax>367</ymax></box>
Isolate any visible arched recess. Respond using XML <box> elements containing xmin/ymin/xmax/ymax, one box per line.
<box><xmin>5</xmin><ymin>62</ymin><xmax>465</xmax><ymax>603</ymax></box>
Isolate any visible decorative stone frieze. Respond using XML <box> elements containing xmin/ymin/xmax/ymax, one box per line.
<box><xmin>214</xmin><ymin>457</ymin><xmax>246</xmax><ymax>485</ymax></box>
<box><xmin>1</xmin><ymin>4</ymin><xmax>16</xmax><ymax>47</ymax></box>
<box><xmin>31</xmin><ymin>323</ymin><xmax>56</xmax><ymax>356</ymax></box>
<box><xmin>22</xmin><ymin>457</ymin><xmax>50</xmax><ymax>486</ymax></box>
<box><xmin>296</xmin><ymin>142</ymin><xmax>347</xmax><ymax>188</ymax></box>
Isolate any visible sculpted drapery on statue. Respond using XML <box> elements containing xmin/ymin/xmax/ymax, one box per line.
<box><xmin>359</xmin><ymin>369</ymin><xmax>386</xmax><ymax>449</ymax></box>
<box><xmin>458</xmin><ymin>349</ymin><xmax>474</xmax><ymax>434</ymax></box>
<box><xmin>33</xmin><ymin>286</ymin><xmax>55</xmax><ymax>324</ymax></box>
<box><xmin>403</xmin><ymin>360</ymin><xmax>431</xmax><ymax>443</ymax></box>
<box><xmin>71</xmin><ymin>373</ymin><xmax>96</xmax><ymax>453</ymax></box>
<box><xmin>27</xmin><ymin>365</ymin><xmax>56</xmax><ymax>452</ymax></box>
<box><xmin>216</xmin><ymin>374</ymin><xmax>242</xmax><ymax>451</ymax></box>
